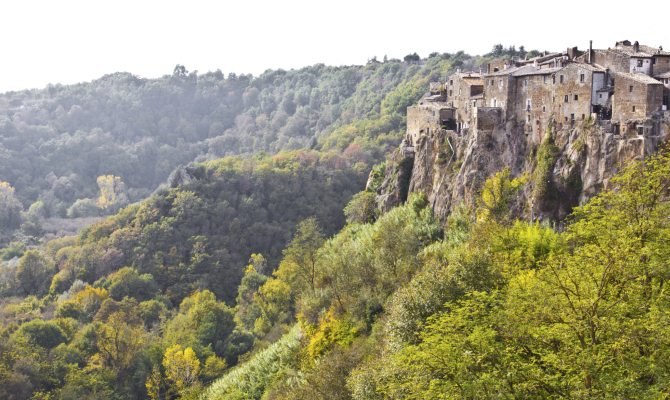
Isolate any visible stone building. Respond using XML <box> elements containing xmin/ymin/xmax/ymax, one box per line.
<box><xmin>612</xmin><ymin>72</ymin><xmax>664</xmax><ymax>136</ymax></box>
<box><xmin>405</xmin><ymin>39</ymin><xmax>668</xmax><ymax>147</ymax></box>
<box><xmin>591</xmin><ymin>40</ymin><xmax>670</xmax><ymax>76</ymax></box>
<box><xmin>445</xmin><ymin>71</ymin><xmax>483</xmax><ymax>133</ymax></box>
<box><xmin>654</xmin><ymin>71</ymin><xmax>670</xmax><ymax>110</ymax></box>
<box><xmin>406</xmin><ymin>99</ymin><xmax>454</xmax><ymax>144</ymax></box>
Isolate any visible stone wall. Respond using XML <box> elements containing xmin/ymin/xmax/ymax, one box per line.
<box><xmin>652</xmin><ymin>56</ymin><xmax>670</xmax><ymax>76</ymax></box>
<box><xmin>593</xmin><ymin>50</ymin><xmax>629</xmax><ymax>73</ymax></box>
<box><xmin>613</xmin><ymin>73</ymin><xmax>662</xmax><ymax>127</ymax></box>
<box><xmin>407</xmin><ymin>105</ymin><xmax>451</xmax><ymax>144</ymax></box>
<box><xmin>552</xmin><ymin>64</ymin><xmax>594</xmax><ymax>127</ymax></box>
<box><xmin>630</xmin><ymin>57</ymin><xmax>652</xmax><ymax>75</ymax></box>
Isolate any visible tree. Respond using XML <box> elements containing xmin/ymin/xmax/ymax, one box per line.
<box><xmin>94</xmin><ymin>311</ymin><xmax>146</xmax><ymax>374</ymax></box>
<box><xmin>163</xmin><ymin>345</ymin><xmax>201</xmax><ymax>397</ymax></box>
<box><xmin>96</xmin><ymin>175</ymin><xmax>128</xmax><ymax>212</ymax></box>
<box><xmin>0</xmin><ymin>182</ymin><xmax>23</xmax><ymax>231</ymax></box>
<box><xmin>274</xmin><ymin>218</ymin><xmax>325</xmax><ymax>294</ymax></box>
<box><xmin>15</xmin><ymin>250</ymin><xmax>56</xmax><ymax>297</ymax></box>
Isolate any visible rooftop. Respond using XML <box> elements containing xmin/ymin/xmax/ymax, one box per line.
<box><xmin>654</xmin><ymin>71</ymin><xmax>670</xmax><ymax>79</ymax></box>
<box><xmin>616</xmin><ymin>72</ymin><xmax>664</xmax><ymax>85</ymax></box>
<box><xmin>513</xmin><ymin>67</ymin><xmax>563</xmax><ymax>77</ymax></box>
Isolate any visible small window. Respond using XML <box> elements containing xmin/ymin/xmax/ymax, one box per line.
<box><xmin>459</xmin><ymin>89</ymin><xmax>462</xmax><ymax>94</ymax></box>
<box><xmin>543</xmin><ymin>76</ymin><xmax>548</xmax><ymax>84</ymax></box>
<box><xmin>638</xmin><ymin>126</ymin><xmax>644</xmax><ymax>135</ymax></box>
<box><xmin>449</xmin><ymin>90</ymin><xmax>452</xmax><ymax>96</ymax></box>
<box><xmin>473</xmin><ymin>101</ymin><xmax>476</xmax><ymax>107</ymax></box>
<box><xmin>553</xmin><ymin>75</ymin><xmax>556</xmax><ymax>84</ymax></box>
<box><xmin>560</xmin><ymin>75</ymin><xmax>564</xmax><ymax>83</ymax></box>
<box><xmin>493</xmin><ymin>99</ymin><xmax>497</xmax><ymax>107</ymax></box>
<box><xmin>499</xmin><ymin>80</ymin><xmax>503</xmax><ymax>87</ymax></box>
<box><xmin>610</xmin><ymin>78</ymin><xmax>615</xmax><ymax>86</ymax></box>
<box><xmin>427</xmin><ymin>116</ymin><xmax>430</xmax><ymax>122</ymax></box>
<box><xmin>630</xmin><ymin>86</ymin><xmax>634</xmax><ymax>93</ymax></box>
<box><xmin>564</xmin><ymin>117</ymin><xmax>568</xmax><ymax>122</ymax></box>
<box><xmin>653</xmin><ymin>58</ymin><xmax>657</xmax><ymax>65</ymax></box>
<box><xmin>582</xmin><ymin>114</ymin><xmax>585</xmax><ymax>119</ymax></box>
<box><xmin>570</xmin><ymin>114</ymin><xmax>575</xmax><ymax>121</ymax></box>
<box><xmin>526</xmin><ymin>115</ymin><xmax>530</xmax><ymax>123</ymax></box>
<box><xmin>632</xmin><ymin>106</ymin><xmax>636</xmax><ymax>112</ymax></box>
<box><xmin>574</xmin><ymin>95</ymin><xmax>579</xmax><ymax>101</ymax></box>
<box><xmin>450</xmin><ymin>80</ymin><xmax>453</xmax><ymax>85</ymax></box>
<box><xmin>580</xmin><ymin>74</ymin><xmax>585</xmax><ymax>82</ymax></box>
<box><xmin>542</xmin><ymin>105</ymin><xmax>546</xmax><ymax>112</ymax></box>
<box><xmin>564</xmin><ymin>95</ymin><xmax>568</xmax><ymax>102</ymax></box>
<box><xmin>502</xmin><ymin>101</ymin><xmax>505</xmax><ymax>106</ymax></box>
<box><xmin>599</xmin><ymin>94</ymin><xmax>602</xmax><ymax>99</ymax></box>
<box><xmin>524</xmin><ymin>79</ymin><xmax>528</xmax><ymax>87</ymax></box>
<box><xmin>637</xmin><ymin>59</ymin><xmax>643</xmax><ymax>67</ymax></box>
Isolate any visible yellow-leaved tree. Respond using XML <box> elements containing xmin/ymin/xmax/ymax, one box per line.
<box><xmin>96</xmin><ymin>175</ymin><xmax>127</xmax><ymax>211</ymax></box>
<box><xmin>147</xmin><ymin>344</ymin><xmax>201</xmax><ymax>400</ymax></box>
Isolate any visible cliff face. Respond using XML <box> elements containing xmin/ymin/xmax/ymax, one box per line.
<box><xmin>375</xmin><ymin>113</ymin><xmax>669</xmax><ymax>222</ymax></box>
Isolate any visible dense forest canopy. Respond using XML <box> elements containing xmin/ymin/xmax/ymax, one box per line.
<box><xmin>5</xmin><ymin>45</ymin><xmax>614</xmax><ymax>400</ymax></box>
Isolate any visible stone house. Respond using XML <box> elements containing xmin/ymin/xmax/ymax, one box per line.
<box><xmin>406</xmin><ymin>101</ymin><xmax>455</xmax><ymax>144</ymax></box>
<box><xmin>591</xmin><ymin>40</ymin><xmax>670</xmax><ymax>76</ymax></box>
<box><xmin>612</xmin><ymin>72</ymin><xmax>664</xmax><ymax>136</ymax></box>
<box><xmin>654</xmin><ymin>71</ymin><xmax>670</xmax><ymax>110</ymax></box>
<box><xmin>445</xmin><ymin>71</ymin><xmax>484</xmax><ymax>133</ymax></box>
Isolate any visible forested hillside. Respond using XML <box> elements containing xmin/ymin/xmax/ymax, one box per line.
<box><xmin>0</xmin><ymin>51</ymin><xmax>491</xmax><ymax>248</ymax></box>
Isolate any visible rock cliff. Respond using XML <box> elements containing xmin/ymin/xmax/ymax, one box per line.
<box><xmin>373</xmin><ymin>113</ymin><xmax>669</xmax><ymax>222</ymax></box>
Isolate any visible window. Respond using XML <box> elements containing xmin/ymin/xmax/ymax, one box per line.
<box><xmin>611</xmin><ymin>78</ymin><xmax>615</xmax><ymax>86</ymax></box>
<box><xmin>580</xmin><ymin>74</ymin><xmax>585</xmax><ymax>82</ymax></box>
<box><xmin>637</xmin><ymin>59</ymin><xmax>643</xmax><ymax>67</ymax></box>
<box><xmin>473</xmin><ymin>101</ymin><xmax>476</xmax><ymax>107</ymax></box>
<box><xmin>543</xmin><ymin>76</ymin><xmax>548</xmax><ymax>84</ymax></box>
<box><xmin>570</xmin><ymin>114</ymin><xmax>575</xmax><ymax>121</ymax></box>
<box><xmin>560</xmin><ymin>75</ymin><xmax>564</xmax><ymax>83</ymax></box>
<box><xmin>526</xmin><ymin>115</ymin><xmax>530</xmax><ymax>123</ymax></box>
<box><xmin>450</xmin><ymin>80</ymin><xmax>453</xmax><ymax>85</ymax></box>
<box><xmin>638</xmin><ymin>126</ymin><xmax>644</xmax><ymax>135</ymax></box>
<box><xmin>542</xmin><ymin>105</ymin><xmax>546</xmax><ymax>112</ymax></box>
<box><xmin>553</xmin><ymin>75</ymin><xmax>556</xmax><ymax>84</ymax></box>
<box><xmin>633</xmin><ymin>106</ymin><xmax>636</xmax><ymax>112</ymax></box>
<box><xmin>574</xmin><ymin>95</ymin><xmax>579</xmax><ymax>101</ymax></box>
<box><xmin>526</xmin><ymin>99</ymin><xmax>531</xmax><ymax>111</ymax></box>
<box><xmin>502</xmin><ymin>101</ymin><xmax>505</xmax><ymax>106</ymax></box>
<box><xmin>653</xmin><ymin>58</ymin><xmax>657</xmax><ymax>65</ymax></box>
<box><xmin>629</xmin><ymin>86</ymin><xmax>633</xmax><ymax>93</ymax></box>
<box><xmin>599</xmin><ymin>94</ymin><xmax>602</xmax><ymax>99</ymax></box>
<box><xmin>493</xmin><ymin>99</ymin><xmax>497</xmax><ymax>107</ymax></box>
<box><xmin>565</xmin><ymin>117</ymin><xmax>568</xmax><ymax>122</ymax></box>
<box><xmin>499</xmin><ymin>80</ymin><xmax>503</xmax><ymax>87</ymax></box>
<box><xmin>564</xmin><ymin>95</ymin><xmax>569</xmax><ymax>102</ymax></box>
<box><xmin>582</xmin><ymin>114</ymin><xmax>585</xmax><ymax>119</ymax></box>
<box><xmin>524</xmin><ymin>79</ymin><xmax>528</xmax><ymax>87</ymax></box>
<box><xmin>427</xmin><ymin>116</ymin><xmax>429</xmax><ymax>122</ymax></box>
<box><xmin>459</xmin><ymin>89</ymin><xmax>462</xmax><ymax>94</ymax></box>
<box><xmin>449</xmin><ymin>90</ymin><xmax>452</xmax><ymax>96</ymax></box>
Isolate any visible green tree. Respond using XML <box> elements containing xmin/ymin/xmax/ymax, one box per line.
<box><xmin>15</xmin><ymin>250</ymin><xmax>56</xmax><ymax>297</ymax></box>
<box><xmin>275</xmin><ymin>218</ymin><xmax>325</xmax><ymax>294</ymax></box>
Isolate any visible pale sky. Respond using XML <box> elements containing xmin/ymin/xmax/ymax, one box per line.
<box><xmin>1</xmin><ymin>0</ymin><xmax>667</xmax><ymax>94</ymax></box>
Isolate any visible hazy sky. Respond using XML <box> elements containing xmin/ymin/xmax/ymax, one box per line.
<box><xmin>1</xmin><ymin>0</ymin><xmax>667</xmax><ymax>93</ymax></box>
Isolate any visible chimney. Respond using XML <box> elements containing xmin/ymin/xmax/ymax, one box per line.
<box><xmin>634</xmin><ymin>41</ymin><xmax>639</xmax><ymax>53</ymax></box>
<box><xmin>589</xmin><ymin>40</ymin><xmax>593</xmax><ymax>64</ymax></box>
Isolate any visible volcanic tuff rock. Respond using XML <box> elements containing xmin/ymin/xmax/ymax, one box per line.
<box><xmin>373</xmin><ymin>114</ymin><xmax>669</xmax><ymax>222</ymax></box>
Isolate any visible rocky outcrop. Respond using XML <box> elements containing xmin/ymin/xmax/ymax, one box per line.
<box><xmin>377</xmin><ymin>112</ymin><xmax>669</xmax><ymax>222</ymax></box>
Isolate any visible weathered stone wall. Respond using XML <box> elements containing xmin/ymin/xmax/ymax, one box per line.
<box><xmin>553</xmin><ymin>64</ymin><xmax>594</xmax><ymax>125</ymax></box>
<box><xmin>593</xmin><ymin>50</ymin><xmax>629</xmax><ymax>73</ymax></box>
<box><xmin>475</xmin><ymin>107</ymin><xmax>503</xmax><ymax>131</ymax></box>
<box><xmin>613</xmin><ymin>74</ymin><xmax>660</xmax><ymax>126</ymax></box>
<box><xmin>483</xmin><ymin>74</ymin><xmax>515</xmax><ymax>116</ymax></box>
<box><xmin>514</xmin><ymin>73</ymin><xmax>555</xmax><ymax>143</ymax></box>
<box><xmin>407</xmin><ymin>105</ymin><xmax>445</xmax><ymax>144</ymax></box>
<box><xmin>652</xmin><ymin>56</ymin><xmax>670</xmax><ymax>76</ymax></box>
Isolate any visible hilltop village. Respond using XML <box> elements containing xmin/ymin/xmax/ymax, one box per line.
<box><xmin>406</xmin><ymin>40</ymin><xmax>670</xmax><ymax>147</ymax></box>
